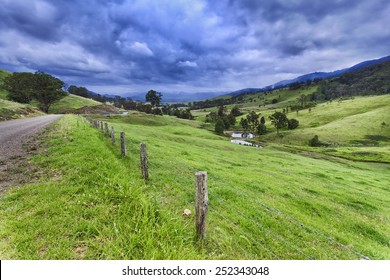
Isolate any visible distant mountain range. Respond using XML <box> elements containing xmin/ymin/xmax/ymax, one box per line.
<box><xmin>14</xmin><ymin>55</ymin><xmax>390</xmax><ymax>103</ymax></box>
<box><xmin>154</xmin><ymin>55</ymin><xmax>390</xmax><ymax>102</ymax></box>
<box><xmin>224</xmin><ymin>55</ymin><xmax>390</xmax><ymax>98</ymax></box>
<box><xmin>270</xmin><ymin>55</ymin><xmax>390</xmax><ymax>89</ymax></box>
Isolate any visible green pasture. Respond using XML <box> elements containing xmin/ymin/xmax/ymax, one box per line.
<box><xmin>1</xmin><ymin>114</ymin><xmax>388</xmax><ymax>259</ymax></box>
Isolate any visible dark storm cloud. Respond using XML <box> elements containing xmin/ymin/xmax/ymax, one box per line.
<box><xmin>0</xmin><ymin>0</ymin><xmax>389</xmax><ymax>95</ymax></box>
<box><xmin>230</xmin><ymin>0</ymin><xmax>357</xmax><ymax>22</ymax></box>
<box><xmin>0</xmin><ymin>0</ymin><xmax>61</xmax><ymax>41</ymax></box>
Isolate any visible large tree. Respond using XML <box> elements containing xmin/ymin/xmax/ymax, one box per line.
<box><xmin>33</xmin><ymin>71</ymin><xmax>67</xmax><ymax>113</ymax></box>
<box><xmin>4</xmin><ymin>71</ymin><xmax>67</xmax><ymax>113</ymax></box>
<box><xmin>215</xmin><ymin>118</ymin><xmax>225</xmax><ymax>135</ymax></box>
<box><xmin>4</xmin><ymin>72</ymin><xmax>35</xmax><ymax>103</ymax></box>
<box><xmin>230</xmin><ymin>105</ymin><xmax>242</xmax><ymax>117</ymax></box>
<box><xmin>239</xmin><ymin>111</ymin><xmax>260</xmax><ymax>132</ymax></box>
<box><xmin>269</xmin><ymin>111</ymin><xmax>288</xmax><ymax>134</ymax></box>
<box><xmin>145</xmin><ymin>90</ymin><xmax>162</xmax><ymax>107</ymax></box>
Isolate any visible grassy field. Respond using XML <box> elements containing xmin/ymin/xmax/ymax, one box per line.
<box><xmin>1</xmin><ymin>113</ymin><xmax>388</xmax><ymax>259</ymax></box>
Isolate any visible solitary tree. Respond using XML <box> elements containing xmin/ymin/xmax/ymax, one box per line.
<box><xmin>217</xmin><ymin>105</ymin><xmax>227</xmax><ymax>117</ymax></box>
<box><xmin>246</xmin><ymin>111</ymin><xmax>260</xmax><ymax>132</ymax></box>
<box><xmin>269</xmin><ymin>111</ymin><xmax>288</xmax><ymax>134</ymax></box>
<box><xmin>215</xmin><ymin>118</ymin><xmax>225</xmax><ymax>135</ymax></box>
<box><xmin>257</xmin><ymin>123</ymin><xmax>267</xmax><ymax>135</ymax></box>
<box><xmin>298</xmin><ymin>94</ymin><xmax>307</xmax><ymax>107</ymax></box>
<box><xmin>33</xmin><ymin>71</ymin><xmax>67</xmax><ymax>113</ymax></box>
<box><xmin>145</xmin><ymin>90</ymin><xmax>162</xmax><ymax>107</ymax></box>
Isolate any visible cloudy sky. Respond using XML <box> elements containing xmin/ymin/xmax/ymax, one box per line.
<box><xmin>0</xmin><ymin>0</ymin><xmax>389</xmax><ymax>97</ymax></box>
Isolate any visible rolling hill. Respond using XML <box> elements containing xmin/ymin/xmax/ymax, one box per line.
<box><xmin>0</xmin><ymin>68</ymin><xmax>105</xmax><ymax>118</ymax></box>
<box><xmin>0</xmin><ymin>69</ymin><xmax>44</xmax><ymax>120</ymax></box>
<box><xmin>48</xmin><ymin>94</ymin><xmax>102</xmax><ymax>114</ymax></box>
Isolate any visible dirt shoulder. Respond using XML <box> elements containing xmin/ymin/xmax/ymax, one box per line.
<box><xmin>0</xmin><ymin>115</ymin><xmax>62</xmax><ymax>195</ymax></box>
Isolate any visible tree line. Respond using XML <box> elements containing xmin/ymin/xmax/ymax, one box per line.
<box><xmin>310</xmin><ymin>61</ymin><xmax>390</xmax><ymax>101</ymax></box>
<box><xmin>239</xmin><ymin>111</ymin><xmax>299</xmax><ymax>136</ymax></box>
<box><xmin>4</xmin><ymin>72</ymin><xmax>194</xmax><ymax>120</ymax></box>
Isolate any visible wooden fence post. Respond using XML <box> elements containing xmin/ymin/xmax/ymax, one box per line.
<box><xmin>104</xmin><ymin>122</ymin><xmax>109</xmax><ymax>137</ymax></box>
<box><xmin>140</xmin><ymin>142</ymin><xmax>148</xmax><ymax>180</ymax></box>
<box><xmin>100</xmin><ymin>121</ymin><xmax>104</xmax><ymax>131</ymax></box>
<box><xmin>120</xmin><ymin>132</ymin><xmax>126</xmax><ymax>156</ymax></box>
<box><xmin>195</xmin><ymin>171</ymin><xmax>208</xmax><ymax>240</ymax></box>
<box><xmin>111</xmin><ymin>126</ymin><xmax>115</xmax><ymax>144</ymax></box>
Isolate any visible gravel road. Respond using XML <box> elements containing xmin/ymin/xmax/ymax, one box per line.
<box><xmin>0</xmin><ymin>115</ymin><xmax>62</xmax><ymax>161</ymax></box>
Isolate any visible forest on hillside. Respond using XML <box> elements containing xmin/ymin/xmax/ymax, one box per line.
<box><xmin>316</xmin><ymin>60</ymin><xmax>390</xmax><ymax>100</ymax></box>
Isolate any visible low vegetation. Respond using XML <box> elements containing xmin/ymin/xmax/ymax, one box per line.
<box><xmin>0</xmin><ymin>99</ymin><xmax>45</xmax><ymax>121</ymax></box>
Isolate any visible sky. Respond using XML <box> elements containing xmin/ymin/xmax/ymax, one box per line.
<box><xmin>0</xmin><ymin>0</ymin><xmax>389</xmax><ymax>98</ymax></box>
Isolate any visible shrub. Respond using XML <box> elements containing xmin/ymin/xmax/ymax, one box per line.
<box><xmin>288</xmin><ymin>118</ymin><xmax>299</xmax><ymax>130</ymax></box>
<box><xmin>309</xmin><ymin>135</ymin><xmax>321</xmax><ymax>147</ymax></box>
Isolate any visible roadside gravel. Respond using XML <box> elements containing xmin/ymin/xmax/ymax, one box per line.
<box><xmin>0</xmin><ymin>115</ymin><xmax>62</xmax><ymax>194</ymax></box>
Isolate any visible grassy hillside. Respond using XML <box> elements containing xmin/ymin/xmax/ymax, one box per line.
<box><xmin>192</xmin><ymin>86</ymin><xmax>317</xmax><ymax>122</ymax></box>
<box><xmin>193</xmin><ymin>91</ymin><xmax>390</xmax><ymax>163</ymax></box>
<box><xmin>0</xmin><ymin>69</ymin><xmax>11</xmax><ymax>100</ymax></box>
<box><xmin>0</xmin><ymin>68</ymin><xmax>101</xmax><ymax>116</ymax></box>
<box><xmin>1</xmin><ymin>114</ymin><xmax>388</xmax><ymax>259</ymax></box>
<box><xmin>0</xmin><ymin>68</ymin><xmax>10</xmax><ymax>81</ymax></box>
<box><xmin>0</xmin><ymin>99</ymin><xmax>45</xmax><ymax>121</ymax></box>
<box><xmin>0</xmin><ymin>69</ymin><xmax>45</xmax><ymax>120</ymax></box>
<box><xmin>48</xmin><ymin>94</ymin><xmax>101</xmax><ymax>114</ymax></box>
<box><xmin>257</xmin><ymin>95</ymin><xmax>390</xmax><ymax>162</ymax></box>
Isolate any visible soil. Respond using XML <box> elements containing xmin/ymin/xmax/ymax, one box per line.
<box><xmin>0</xmin><ymin>134</ymin><xmax>44</xmax><ymax>195</ymax></box>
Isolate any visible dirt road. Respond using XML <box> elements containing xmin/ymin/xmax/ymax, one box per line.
<box><xmin>0</xmin><ymin>115</ymin><xmax>62</xmax><ymax>193</ymax></box>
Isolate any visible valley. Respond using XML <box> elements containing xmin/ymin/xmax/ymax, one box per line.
<box><xmin>0</xmin><ymin>59</ymin><xmax>389</xmax><ymax>260</ymax></box>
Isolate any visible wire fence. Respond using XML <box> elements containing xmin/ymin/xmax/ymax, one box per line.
<box><xmin>84</xmin><ymin>116</ymin><xmax>370</xmax><ymax>260</ymax></box>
